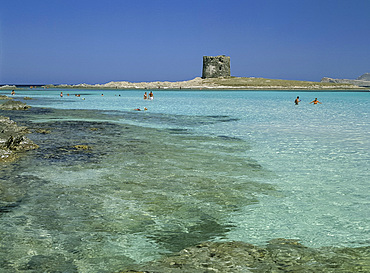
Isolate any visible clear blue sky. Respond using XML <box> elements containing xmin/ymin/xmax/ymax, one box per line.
<box><xmin>1</xmin><ymin>0</ymin><xmax>369</xmax><ymax>84</ymax></box>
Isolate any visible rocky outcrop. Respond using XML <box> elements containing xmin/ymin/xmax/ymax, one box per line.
<box><xmin>321</xmin><ymin>73</ymin><xmax>370</xmax><ymax>87</ymax></box>
<box><xmin>121</xmin><ymin>239</ymin><xmax>370</xmax><ymax>273</ymax></box>
<box><xmin>0</xmin><ymin>100</ymin><xmax>31</xmax><ymax>110</ymax></box>
<box><xmin>0</xmin><ymin>95</ymin><xmax>13</xmax><ymax>100</ymax></box>
<box><xmin>0</xmin><ymin>116</ymin><xmax>38</xmax><ymax>162</ymax></box>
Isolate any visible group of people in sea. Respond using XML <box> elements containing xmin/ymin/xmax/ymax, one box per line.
<box><xmin>295</xmin><ymin>96</ymin><xmax>322</xmax><ymax>105</ymax></box>
<box><xmin>60</xmin><ymin>92</ymin><xmax>83</xmax><ymax>98</ymax></box>
<box><xmin>143</xmin><ymin>91</ymin><xmax>154</xmax><ymax>100</ymax></box>
<box><xmin>135</xmin><ymin>91</ymin><xmax>154</xmax><ymax>111</ymax></box>
<box><xmin>134</xmin><ymin>107</ymin><xmax>148</xmax><ymax>111</ymax></box>
<box><xmin>58</xmin><ymin>90</ymin><xmax>153</xmax><ymax>111</ymax></box>
<box><xmin>15</xmin><ymin>90</ymin><xmax>322</xmax><ymax>106</ymax></box>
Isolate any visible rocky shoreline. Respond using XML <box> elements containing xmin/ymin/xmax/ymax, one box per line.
<box><xmin>0</xmin><ymin>98</ymin><xmax>38</xmax><ymax>162</ymax></box>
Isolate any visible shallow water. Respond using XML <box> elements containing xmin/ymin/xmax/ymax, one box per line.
<box><xmin>0</xmin><ymin>89</ymin><xmax>369</xmax><ymax>272</ymax></box>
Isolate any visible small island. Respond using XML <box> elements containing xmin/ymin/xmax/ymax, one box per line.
<box><xmin>1</xmin><ymin>55</ymin><xmax>369</xmax><ymax>91</ymax></box>
<box><xmin>41</xmin><ymin>76</ymin><xmax>366</xmax><ymax>91</ymax></box>
<box><xmin>38</xmin><ymin>56</ymin><xmax>368</xmax><ymax>90</ymax></box>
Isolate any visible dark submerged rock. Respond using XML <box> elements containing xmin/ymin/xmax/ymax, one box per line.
<box><xmin>35</xmin><ymin>128</ymin><xmax>51</xmax><ymax>134</ymax></box>
<box><xmin>22</xmin><ymin>254</ymin><xmax>78</xmax><ymax>272</ymax></box>
<box><xmin>73</xmin><ymin>144</ymin><xmax>91</xmax><ymax>150</ymax></box>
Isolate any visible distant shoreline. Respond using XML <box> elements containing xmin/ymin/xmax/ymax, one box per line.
<box><xmin>1</xmin><ymin>77</ymin><xmax>368</xmax><ymax>91</ymax></box>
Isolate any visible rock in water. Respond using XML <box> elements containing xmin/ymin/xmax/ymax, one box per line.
<box><xmin>0</xmin><ymin>100</ymin><xmax>31</xmax><ymax>110</ymax></box>
<box><xmin>0</xmin><ymin>116</ymin><xmax>38</xmax><ymax>162</ymax></box>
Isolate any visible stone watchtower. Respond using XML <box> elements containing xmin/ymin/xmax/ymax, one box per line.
<box><xmin>202</xmin><ymin>55</ymin><xmax>230</xmax><ymax>78</ymax></box>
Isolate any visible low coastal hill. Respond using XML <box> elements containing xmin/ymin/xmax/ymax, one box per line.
<box><xmin>321</xmin><ymin>73</ymin><xmax>370</xmax><ymax>87</ymax></box>
<box><xmin>357</xmin><ymin>73</ymin><xmax>370</xmax><ymax>81</ymax></box>
<box><xmin>43</xmin><ymin>77</ymin><xmax>365</xmax><ymax>90</ymax></box>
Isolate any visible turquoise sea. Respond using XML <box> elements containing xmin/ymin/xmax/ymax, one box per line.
<box><xmin>0</xmin><ymin>89</ymin><xmax>369</xmax><ymax>272</ymax></box>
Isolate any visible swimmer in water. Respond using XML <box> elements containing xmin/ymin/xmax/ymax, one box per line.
<box><xmin>310</xmin><ymin>98</ymin><xmax>322</xmax><ymax>104</ymax></box>
<box><xmin>134</xmin><ymin>107</ymin><xmax>147</xmax><ymax>111</ymax></box>
<box><xmin>294</xmin><ymin>96</ymin><xmax>301</xmax><ymax>105</ymax></box>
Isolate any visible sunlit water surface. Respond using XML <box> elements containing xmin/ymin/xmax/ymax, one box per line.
<box><xmin>0</xmin><ymin>89</ymin><xmax>369</xmax><ymax>272</ymax></box>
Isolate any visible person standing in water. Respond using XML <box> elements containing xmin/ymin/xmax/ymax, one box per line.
<box><xmin>310</xmin><ymin>98</ymin><xmax>322</xmax><ymax>104</ymax></box>
<box><xmin>149</xmin><ymin>91</ymin><xmax>154</xmax><ymax>100</ymax></box>
<box><xmin>143</xmin><ymin>92</ymin><xmax>147</xmax><ymax>100</ymax></box>
<box><xmin>294</xmin><ymin>96</ymin><xmax>301</xmax><ymax>105</ymax></box>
